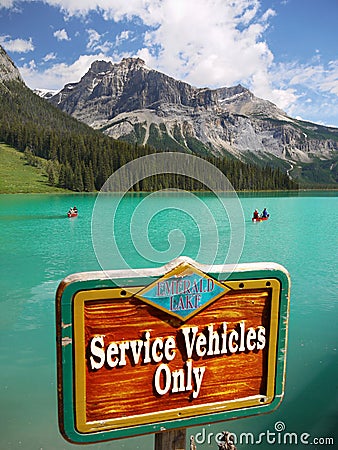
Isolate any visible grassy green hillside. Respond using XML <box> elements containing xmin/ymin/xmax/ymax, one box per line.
<box><xmin>0</xmin><ymin>143</ymin><xmax>69</xmax><ymax>193</ymax></box>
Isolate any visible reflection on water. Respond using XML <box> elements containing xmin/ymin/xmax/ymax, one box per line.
<box><xmin>0</xmin><ymin>214</ymin><xmax>67</xmax><ymax>220</ymax></box>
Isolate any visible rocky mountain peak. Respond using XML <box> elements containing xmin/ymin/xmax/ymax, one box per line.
<box><xmin>51</xmin><ymin>58</ymin><xmax>281</xmax><ymax>121</ymax></box>
<box><xmin>89</xmin><ymin>60</ymin><xmax>114</xmax><ymax>75</ymax></box>
<box><xmin>120</xmin><ymin>57</ymin><xmax>146</xmax><ymax>69</ymax></box>
<box><xmin>0</xmin><ymin>45</ymin><xmax>23</xmax><ymax>84</ymax></box>
<box><xmin>88</xmin><ymin>57</ymin><xmax>147</xmax><ymax>78</ymax></box>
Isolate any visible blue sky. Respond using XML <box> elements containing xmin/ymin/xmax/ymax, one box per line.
<box><xmin>0</xmin><ymin>0</ymin><xmax>337</xmax><ymax>127</ymax></box>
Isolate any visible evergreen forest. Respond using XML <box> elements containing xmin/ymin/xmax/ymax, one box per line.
<box><xmin>0</xmin><ymin>80</ymin><xmax>298</xmax><ymax>192</ymax></box>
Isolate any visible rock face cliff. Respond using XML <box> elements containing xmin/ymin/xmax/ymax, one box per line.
<box><xmin>0</xmin><ymin>45</ymin><xmax>23</xmax><ymax>83</ymax></box>
<box><xmin>49</xmin><ymin>58</ymin><xmax>338</xmax><ymax>182</ymax></box>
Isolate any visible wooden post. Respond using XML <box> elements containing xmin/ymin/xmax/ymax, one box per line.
<box><xmin>155</xmin><ymin>429</ymin><xmax>186</xmax><ymax>450</ymax></box>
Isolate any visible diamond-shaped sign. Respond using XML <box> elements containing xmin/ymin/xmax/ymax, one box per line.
<box><xmin>136</xmin><ymin>261</ymin><xmax>229</xmax><ymax>321</ymax></box>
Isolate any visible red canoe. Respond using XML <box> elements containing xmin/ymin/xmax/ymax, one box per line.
<box><xmin>252</xmin><ymin>216</ymin><xmax>269</xmax><ymax>222</ymax></box>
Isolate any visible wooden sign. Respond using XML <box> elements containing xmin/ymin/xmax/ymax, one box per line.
<box><xmin>56</xmin><ymin>257</ymin><xmax>290</xmax><ymax>444</ymax></box>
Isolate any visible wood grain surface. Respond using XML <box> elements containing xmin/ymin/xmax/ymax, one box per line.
<box><xmin>82</xmin><ymin>289</ymin><xmax>271</xmax><ymax>422</ymax></box>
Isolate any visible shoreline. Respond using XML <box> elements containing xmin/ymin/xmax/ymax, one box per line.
<box><xmin>0</xmin><ymin>188</ymin><xmax>337</xmax><ymax>195</ymax></box>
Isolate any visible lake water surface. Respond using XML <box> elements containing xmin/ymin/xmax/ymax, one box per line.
<box><xmin>0</xmin><ymin>191</ymin><xmax>337</xmax><ymax>449</ymax></box>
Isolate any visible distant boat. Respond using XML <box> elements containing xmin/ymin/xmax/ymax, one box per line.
<box><xmin>252</xmin><ymin>216</ymin><xmax>269</xmax><ymax>222</ymax></box>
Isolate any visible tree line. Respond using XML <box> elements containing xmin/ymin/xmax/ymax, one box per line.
<box><xmin>0</xmin><ymin>80</ymin><xmax>298</xmax><ymax>192</ymax></box>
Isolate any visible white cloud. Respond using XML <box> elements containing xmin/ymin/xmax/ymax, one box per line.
<box><xmin>86</xmin><ymin>29</ymin><xmax>101</xmax><ymax>50</ymax></box>
<box><xmin>115</xmin><ymin>30</ymin><xmax>131</xmax><ymax>47</ymax></box>
<box><xmin>86</xmin><ymin>28</ymin><xmax>113</xmax><ymax>53</ymax></box>
<box><xmin>320</xmin><ymin>61</ymin><xmax>338</xmax><ymax>96</ymax></box>
<box><xmin>43</xmin><ymin>52</ymin><xmax>57</xmax><ymax>62</ymax></box>
<box><xmin>120</xmin><ymin>0</ymin><xmax>272</xmax><ymax>87</ymax></box>
<box><xmin>269</xmin><ymin>58</ymin><xmax>338</xmax><ymax>123</ymax></box>
<box><xmin>53</xmin><ymin>28</ymin><xmax>70</xmax><ymax>41</ymax></box>
<box><xmin>273</xmin><ymin>58</ymin><xmax>338</xmax><ymax>98</ymax></box>
<box><xmin>0</xmin><ymin>35</ymin><xmax>34</xmax><ymax>52</ymax></box>
<box><xmin>0</xmin><ymin>0</ymin><xmax>16</xmax><ymax>8</ymax></box>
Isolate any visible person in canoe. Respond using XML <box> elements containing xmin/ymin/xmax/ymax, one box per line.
<box><xmin>261</xmin><ymin>208</ymin><xmax>269</xmax><ymax>218</ymax></box>
<box><xmin>253</xmin><ymin>209</ymin><xmax>259</xmax><ymax>220</ymax></box>
<box><xmin>67</xmin><ymin>207</ymin><xmax>78</xmax><ymax>217</ymax></box>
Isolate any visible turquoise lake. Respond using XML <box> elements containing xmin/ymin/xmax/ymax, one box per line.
<box><xmin>0</xmin><ymin>191</ymin><xmax>337</xmax><ymax>449</ymax></box>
